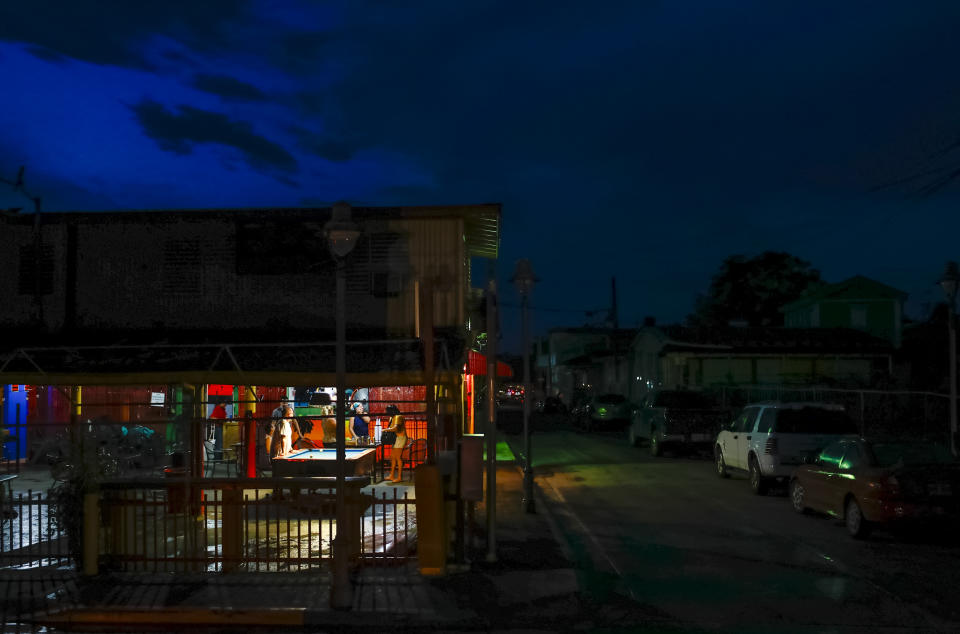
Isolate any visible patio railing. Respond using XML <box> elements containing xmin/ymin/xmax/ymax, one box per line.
<box><xmin>1</xmin><ymin>477</ymin><xmax>417</xmax><ymax>572</ymax></box>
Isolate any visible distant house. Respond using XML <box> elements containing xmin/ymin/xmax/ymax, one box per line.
<box><xmin>534</xmin><ymin>328</ymin><xmax>638</xmax><ymax>401</ymax></box>
<box><xmin>628</xmin><ymin>325</ymin><xmax>895</xmax><ymax>401</ymax></box>
<box><xmin>781</xmin><ymin>275</ymin><xmax>907</xmax><ymax>348</ymax></box>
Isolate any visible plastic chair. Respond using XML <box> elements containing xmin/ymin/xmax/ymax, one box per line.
<box><xmin>203</xmin><ymin>440</ymin><xmax>235</xmax><ymax>477</ymax></box>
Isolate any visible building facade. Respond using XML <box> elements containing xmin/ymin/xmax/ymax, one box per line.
<box><xmin>629</xmin><ymin>325</ymin><xmax>895</xmax><ymax>402</ymax></box>
<box><xmin>1</xmin><ymin>204</ymin><xmax>499</xmax><ymax>340</ymax></box>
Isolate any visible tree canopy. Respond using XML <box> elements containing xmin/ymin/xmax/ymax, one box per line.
<box><xmin>687</xmin><ymin>251</ymin><xmax>823</xmax><ymax>328</ymax></box>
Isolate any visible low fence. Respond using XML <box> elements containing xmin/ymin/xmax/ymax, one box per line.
<box><xmin>1</xmin><ymin>478</ymin><xmax>417</xmax><ymax>572</ymax></box>
<box><xmin>715</xmin><ymin>385</ymin><xmax>951</xmax><ymax>443</ymax></box>
<box><xmin>1</xmin><ymin>491</ymin><xmax>69</xmax><ymax>569</ymax></box>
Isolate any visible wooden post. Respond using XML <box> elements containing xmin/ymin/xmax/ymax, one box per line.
<box><xmin>221</xmin><ymin>487</ymin><xmax>242</xmax><ymax>572</ymax></box>
<box><xmin>82</xmin><ymin>493</ymin><xmax>98</xmax><ymax>575</ymax></box>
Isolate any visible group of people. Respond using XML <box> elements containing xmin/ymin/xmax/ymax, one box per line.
<box><xmin>263</xmin><ymin>393</ymin><xmax>409</xmax><ymax>482</ymax></box>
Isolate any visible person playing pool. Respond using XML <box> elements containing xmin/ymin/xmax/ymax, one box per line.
<box><xmin>270</xmin><ymin>405</ymin><xmax>302</xmax><ymax>458</ymax></box>
<box><xmin>383</xmin><ymin>410</ymin><xmax>408</xmax><ymax>482</ymax></box>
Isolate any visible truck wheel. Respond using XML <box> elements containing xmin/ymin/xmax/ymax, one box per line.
<box><xmin>715</xmin><ymin>447</ymin><xmax>729</xmax><ymax>478</ymax></box>
<box><xmin>748</xmin><ymin>456</ymin><xmax>768</xmax><ymax>495</ymax></box>
<box><xmin>649</xmin><ymin>431</ymin><xmax>662</xmax><ymax>457</ymax></box>
<box><xmin>628</xmin><ymin>426</ymin><xmax>640</xmax><ymax>448</ymax></box>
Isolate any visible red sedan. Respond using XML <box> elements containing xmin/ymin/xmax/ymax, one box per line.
<box><xmin>789</xmin><ymin>437</ymin><xmax>960</xmax><ymax>538</ymax></box>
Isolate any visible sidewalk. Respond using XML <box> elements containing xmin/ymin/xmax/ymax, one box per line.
<box><xmin>2</xmin><ymin>448</ymin><xmax>583</xmax><ymax>632</ymax></box>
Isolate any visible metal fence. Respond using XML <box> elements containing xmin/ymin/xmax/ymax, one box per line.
<box><xmin>1</xmin><ymin>492</ymin><xmax>69</xmax><ymax>569</ymax></box>
<box><xmin>1</xmin><ymin>478</ymin><xmax>417</xmax><ymax>572</ymax></box>
<box><xmin>715</xmin><ymin>385</ymin><xmax>951</xmax><ymax>443</ymax></box>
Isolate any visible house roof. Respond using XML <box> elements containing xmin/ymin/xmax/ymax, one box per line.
<box><xmin>547</xmin><ymin>327</ymin><xmax>639</xmax><ymax>346</ymax></box>
<box><xmin>1</xmin><ymin>202</ymin><xmax>502</xmax><ymax>259</ymax></box>
<box><xmin>655</xmin><ymin>325</ymin><xmax>893</xmax><ymax>355</ymax></box>
<box><xmin>781</xmin><ymin>275</ymin><xmax>906</xmax><ymax>312</ymax></box>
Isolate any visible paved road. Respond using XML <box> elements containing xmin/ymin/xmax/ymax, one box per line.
<box><xmin>509</xmin><ymin>425</ymin><xmax>960</xmax><ymax>633</ymax></box>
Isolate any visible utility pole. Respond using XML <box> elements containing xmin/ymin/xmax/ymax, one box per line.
<box><xmin>485</xmin><ymin>261</ymin><xmax>498</xmax><ymax>562</ymax></box>
<box><xmin>610</xmin><ymin>276</ymin><xmax>618</xmax><ymax>329</ymax></box>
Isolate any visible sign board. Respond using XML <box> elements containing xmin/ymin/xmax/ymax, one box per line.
<box><xmin>150</xmin><ymin>392</ymin><xmax>165</xmax><ymax>406</ymax></box>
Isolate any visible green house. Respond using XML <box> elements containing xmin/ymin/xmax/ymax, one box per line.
<box><xmin>781</xmin><ymin>275</ymin><xmax>906</xmax><ymax>348</ymax></box>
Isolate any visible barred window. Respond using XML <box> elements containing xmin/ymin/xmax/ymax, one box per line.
<box><xmin>18</xmin><ymin>244</ymin><xmax>54</xmax><ymax>295</ymax></box>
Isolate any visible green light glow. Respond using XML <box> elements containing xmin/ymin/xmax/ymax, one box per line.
<box><xmin>482</xmin><ymin>441</ymin><xmax>517</xmax><ymax>462</ymax></box>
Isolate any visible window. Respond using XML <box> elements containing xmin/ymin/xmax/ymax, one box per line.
<box><xmin>653</xmin><ymin>391</ymin><xmax>717</xmax><ymax>409</ymax></box>
<box><xmin>756</xmin><ymin>408</ymin><xmax>777</xmax><ymax>433</ymax></box>
<box><xmin>840</xmin><ymin>444</ymin><xmax>862</xmax><ymax>470</ymax></box>
<box><xmin>18</xmin><ymin>244</ymin><xmax>54</xmax><ymax>295</ymax></box>
<box><xmin>776</xmin><ymin>407</ymin><xmax>858</xmax><ymax>434</ymax></box>
<box><xmin>734</xmin><ymin>407</ymin><xmax>760</xmax><ymax>433</ymax></box>
<box><xmin>818</xmin><ymin>442</ymin><xmax>845</xmax><ymax>468</ymax></box>
<box><xmin>349</xmin><ymin>231</ymin><xmax>409</xmax><ymax>297</ymax></box>
<box><xmin>162</xmin><ymin>239</ymin><xmax>202</xmax><ymax>295</ymax></box>
<box><xmin>850</xmin><ymin>304</ymin><xmax>867</xmax><ymax>329</ymax></box>
<box><xmin>235</xmin><ymin>221</ymin><xmax>333</xmax><ymax>276</ymax></box>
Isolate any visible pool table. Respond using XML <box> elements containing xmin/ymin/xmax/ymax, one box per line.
<box><xmin>271</xmin><ymin>447</ymin><xmax>377</xmax><ymax>478</ymax></box>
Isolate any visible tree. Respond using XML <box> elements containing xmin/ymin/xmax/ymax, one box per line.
<box><xmin>687</xmin><ymin>252</ymin><xmax>823</xmax><ymax>328</ymax></box>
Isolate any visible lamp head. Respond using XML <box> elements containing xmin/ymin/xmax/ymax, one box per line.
<box><xmin>324</xmin><ymin>201</ymin><xmax>360</xmax><ymax>258</ymax></box>
<box><xmin>511</xmin><ymin>258</ymin><xmax>539</xmax><ymax>296</ymax></box>
<box><xmin>940</xmin><ymin>261</ymin><xmax>960</xmax><ymax>303</ymax></box>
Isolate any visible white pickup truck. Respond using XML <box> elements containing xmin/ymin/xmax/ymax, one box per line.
<box><xmin>628</xmin><ymin>390</ymin><xmax>730</xmax><ymax>457</ymax></box>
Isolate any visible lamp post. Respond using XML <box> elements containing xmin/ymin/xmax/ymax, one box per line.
<box><xmin>940</xmin><ymin>261</ymin><xmax>959</xmax><ymax>457</ymax></box>
<box><xmin>325</xmin><ymin>201</ymin><xmax>360</xmax><ymax>610</ymax></box>
<box><xmin>511</xmin><ymin>259</ymin><xmax>538</xmax><ymax>513</ymax></box>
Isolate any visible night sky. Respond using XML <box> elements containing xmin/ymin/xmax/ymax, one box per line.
<box><xmin>3</xmin><ymin>1</ymin><xmax>960</xmax><ymax>353</ymax></box>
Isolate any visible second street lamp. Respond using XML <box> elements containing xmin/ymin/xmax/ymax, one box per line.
<box><xmin>940</xmin><ymin>261</ymin><xmax>959</xmax><ymax>457</ymax></box>
<box><xmin>325</xmin><ymin>201</ymin><xmax>360</xmax><ymax>609</ymax></box>
<box><xmin>511</xmin><ymin>258</ymin><xmax>538</xmax><ymax>514</ymax></box>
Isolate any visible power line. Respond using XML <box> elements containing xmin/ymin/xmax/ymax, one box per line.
<box><xmin>498</xmin><ymin>301</ymin><xmax>601</xmax><ymax>314</ymax></box>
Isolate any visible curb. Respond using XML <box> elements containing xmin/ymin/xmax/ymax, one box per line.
<box><xmin>37</xmin><ymin>606</ymin><xmax>307</xmax><ymax>628</ymax></box>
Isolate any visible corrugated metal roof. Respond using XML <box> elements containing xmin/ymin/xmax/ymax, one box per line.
<box><xmin>2</xmin><ymin>202</ymin><xmax>502</xmax><ymax>260</ymax></box>
<box><xmin>656</xmin><ymin>325</ymin><xmax>893</xmax><ymax>354</ymax></box>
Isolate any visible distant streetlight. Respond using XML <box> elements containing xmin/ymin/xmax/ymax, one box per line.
<box><xmin>325</xmin><ymin>201</ymin><xmax>360</xmax><ymax>609</ymax></box>
<box><xmin>940</xmin><ymin>261</ymin><xmax>959</xmax><ymax>457</ymax></box>
<box><xmin>511</xmin><ymin>258</ymin><xmax>539</xmax><ymax>513</ymax></box>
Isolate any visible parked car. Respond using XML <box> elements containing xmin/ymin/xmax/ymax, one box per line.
<box><xmin>537</xmin><ymin>396</ymin><xmax>568</xmax><ymax>415</ymax></box>
<box><xmin>628</xmin><ymin>389</ymin><xmax>730</xmax><ymax>457</ymax></box>
<box><xmin>790</xmin><ymin>437</ymin><xmax>960</xmax><ymax>538</ymax></box>
<box><xmin>714</xmin><ymin>402</ymin><xmax>860</xmax><ymax>494</ymax></box>
<box><xmin>496</xmin><ymin>383</ymin><xmax>525</xmax><ymax>412</ymax></box>
<box><xmin>577</xmin><ymin>393</ymin><xmax>632</xmax><ymax>432</ymax></box>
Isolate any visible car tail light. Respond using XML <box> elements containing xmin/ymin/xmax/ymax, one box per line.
<box><xmin>764</xmin><ymin>438</ymin><xmax>778</xmax><ymax>455</ymax></box>
<box><xmin>869</xmin><ymin>475</ymin><xmax>900</xmax><ymax>498</ymax></box>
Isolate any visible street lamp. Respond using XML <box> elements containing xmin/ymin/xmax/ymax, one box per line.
<box><xmin>511</xmin><ymin>258</ymin><xmax>538</xmax><ymax>513</ymax></box>
<box><xmin>940</xmin><ymin>261</ymin><xmax>959</xmax><ymax>457</ymax></box>
<box><xmin>325</xmin><ymin>201</ymin><xmax>360</xmax><ymax>609</ymax></box>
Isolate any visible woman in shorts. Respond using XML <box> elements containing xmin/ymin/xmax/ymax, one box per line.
<box><xmin>383</xmin><ymin>412</ymin><xmax>407</xmax><ymax>482</ymax></box>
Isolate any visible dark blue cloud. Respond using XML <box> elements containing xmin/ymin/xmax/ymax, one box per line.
<box><xmin>0</xmin><ymin>1</ymin><xmax>251</xmax><ymax>68</ymax></box>
<box><xmin>129</xmin><ymin>99</ymin><xmax>298</xmax><ymax>174</ymax></box>
<box><xmin>192</xmin><ymin>74</ymin><xmax>267</xmax><ymax>101</ymax></box>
